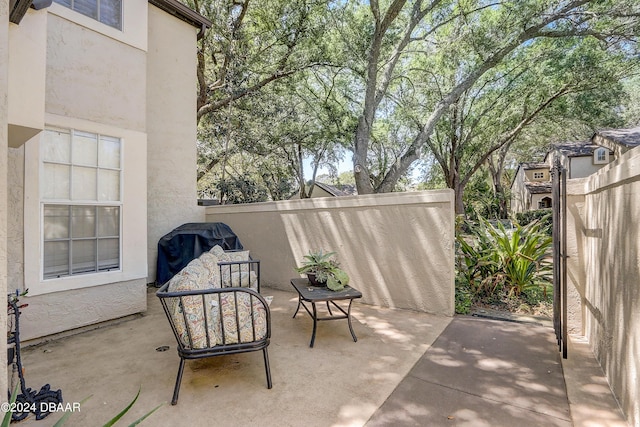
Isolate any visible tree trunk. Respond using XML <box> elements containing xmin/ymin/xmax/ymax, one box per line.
<box><xmin>353</xmin><ymin>116</ymin><xmax>374</xmax><ymax>194</ymax></box>
<box><xmin>454</xmin><ymin>178</ymin><xmax>465</xmax><ymax>216</ymax></box>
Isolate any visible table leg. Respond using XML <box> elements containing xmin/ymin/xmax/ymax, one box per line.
<box><xmin>293</xmin><ymin>296</ymin><xmax>301</xmax><ymax>318</ymax></box>
<box><xmin>347</xmin><ymin>299</ymin><xmax>357</xmax><ymax>342</ymax></box>
<box><xmin>310</xmin><ymin>302</ymin><xmax>318</xmax><ymax>348</ymax></box>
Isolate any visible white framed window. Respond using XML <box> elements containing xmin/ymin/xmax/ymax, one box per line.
<box><xmin>594</xmin><ymin>147</ymin><xmax>609</xmax><ymax>165</ymax></box>
<box><xmin>533</xmin><ymin>172</ymin><xmax>545</xmax><ymax>180</ymax></box>
<box><xmin>41</xmin><ymin>128</ymin><xmax>122</xmax><ymax>280</ymax></box>
<box><xmin>53</xmin><ymin>0</ymin><xmax>122</xmax><ymax>30</ymax></box>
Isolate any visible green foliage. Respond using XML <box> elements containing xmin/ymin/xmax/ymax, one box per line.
<box><xmin>215</xmin><ymin>176</ymin><xmax>269</xmax><ymax>204</ymax></box>
<box><xmin>190</xmin><ymin>0</ymin><xmax>640</xmax><ymax>205</ymax></box>
<box><xmin>484</xmin><ymin>218</ymin><xmax>553</xmax><ymax>297</ymax></box>
<box><xmin>456</xmin><ymin>215</ymin><xmax>552</xmax><ymax>300</ymax></box>
<box><xmin>295</xmin><ymin>250</ymin><xmax>350</xmax><ymax>291</ymax></box>
<box><xmin>101</xmin><ymin>387</ymin><xmax>162</xmax><ymax>427</ymax></box>
<box><xmin>454</xmin><ymin>277</ymin><xmax>473</xmax><ymax>315</ymax></box>
<box><xmin>515</xmin><ymin>209</ymin><xmax>552</xmax><ymax>235</ymax></box>
<box><xmin>463</xmin><ymin>169</ymin><xmax>510</xmax><ymax>221</ymax></box>
<box><xmin>2</xmin><ymin>384</ymin><xmax>19</xmax><ymax>427</ymax></box>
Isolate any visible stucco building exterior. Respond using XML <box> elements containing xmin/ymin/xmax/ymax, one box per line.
<box><xmin>3</xmin><ymin>1</ymin><xmax>210</xmax><ymax>346</ymax></box>
<box><xmin>510</xmin><ymin>136</ymin><xmax>632</xmax><ymax>213</ymax></box>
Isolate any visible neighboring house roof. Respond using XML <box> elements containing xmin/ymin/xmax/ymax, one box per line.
<box><xmin>593</xmin><ymin>127</ymin><xmax>640</xmax><ymax>149</ymax></box>
<box><xmin>553</xmin><ymin>140</ymin><xmax>608</xmax><ymax>157</ymax></box>
<box><xmin>148</xmin><ymin>0</ymin><xmax>212</xmax><ymax>29</ymax></box>
<box><xmin>525</xmin><ymin>181</ymin><xmax>552</xmax><ymax>194</ymax></box>
<box><xmin>290</xmin><ymin>181</ymin><xmax>357</xmax><ymax>199</ymax></box>
<box><xmin>312</xmin><ymin>181</ymin><xmax>349</xmax><ymax>196</ymax></box>
<box><xmin>521</xmin><ymin>162</ymin><xmax>549</xmax><ymax>170</ymax></box>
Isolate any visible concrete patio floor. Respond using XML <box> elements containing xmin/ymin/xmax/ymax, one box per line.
<box><xmin>14</xmin><ymin>287</ymin><xmax>626</xmax><ymax>426</ymax></box>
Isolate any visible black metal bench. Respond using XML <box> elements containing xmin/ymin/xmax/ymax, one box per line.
<box><xmin>156</xmin><ymin>255</ymin><xmax>272</xmax><ymax>405</ymax></box>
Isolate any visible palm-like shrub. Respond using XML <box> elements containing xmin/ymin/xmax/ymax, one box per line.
<box><xmin>483</xmin><ymin>218</ymin><xmax>552</xmax><ymax>296</ymax></box>
<box><xmin>456</xmin><ymin>216</ymin><xmax>552</xmax><ymax>299</ymax></box>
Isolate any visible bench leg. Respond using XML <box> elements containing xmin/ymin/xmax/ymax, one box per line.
<box><xmin>263</xmin><ymin>348</ymin><xmax>273</xmax><ymax>389</ymax></box>
<box><xmin>171</xmin><ymin>358</ymin><xmax>186</xmax><ymax>405</ymax></box>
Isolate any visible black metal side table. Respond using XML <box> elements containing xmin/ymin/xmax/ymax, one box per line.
<box><xmin>290</xmin><ymin>278</ymin><xmax>363</xmax><ymax>348</ymax></box>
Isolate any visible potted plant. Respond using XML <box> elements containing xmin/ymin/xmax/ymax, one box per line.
<box><xmin>295</xmin><ymin>250</ymin><xmax>350</xmax><ymax>291</ymax></box>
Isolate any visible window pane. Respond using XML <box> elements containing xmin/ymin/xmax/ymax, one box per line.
<box><xmin>73</xmin><ymin>0</ymin><xmax>98</xmax><ymax>19</ymax></box>
<box><xmin>97</xmin><ymin>206</ymin><xmax>119</xmax><ymax>237</ymax></box>
<box><xmin>42</xmin><ymin>164</ymin><xmax>70</xmax><ymax>199</ymax></box>
<box><xmin>44</xmin><ymin>241</ymin><xmax>69</xmax><ymax>279</ymax></box>
<box><xmin>72</xmin><ymin>166</ymin><xmax>97</xmax><ymax>200</ymax></box>
<box><xmin>43</xmin><ymin>205</ymin><xmax>70</xmax><ymax>239</ymax></box>
<box><xmin>54</xmin><ymin>0</ymin><xmax>72</xmax><ymax>7</ymax></box>
<box><xmin>71</xmin><ymin>206</ymin><xmax>96</xmax><ymax>238</ymax></box>
<box><xmin>73</xmin><ymin>131</ymin><xmax>98</xmax><ymax>166</ymax></box>
<box><xmin>72</xmin><ymin>240</ymin><xmax>96</xmax><ymax>274</ymax></box>
<box><xmin>98</xmin><ymin>136</ymin><xmax>121</xmax><ymax>169</ymax></box>
<box><xmin>98</xmin><ymin>169</ymin><xmax>120</xmax><ymax>201</ymax></box>
<box><xmin>42</xmin><ymin>129</ymin><xmax>71</xmax><ymax>163</ymax></box>
<box><xmin>100</xmin><ymin>0</ymin><xmax>122</xmax><ymax>30</ymax></box>
<box><xmin>98</xmin><ymin>238</ymin><xmax>119</xmax><ymax>271</ymax></box>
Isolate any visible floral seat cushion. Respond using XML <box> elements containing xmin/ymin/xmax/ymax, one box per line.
<box><xmin>168</xmin><ymin>246</ymin><xmax>266</xmax><ymax>349</ymax></box>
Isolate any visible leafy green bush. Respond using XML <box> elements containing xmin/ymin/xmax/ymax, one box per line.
<box><xmin>454</xmin><ymin>277</ymin><xmax>473</xmax><ymax>314</ymax></box>
<box><xmin>483</xmin><ymin>217</ymin><xmax>552</xmax><ymax>296</ymax></box>
<box><xmin>515</xmin><ymin>209</ymin><xmax>552</xmax><ymax>235</ymax></box>
<box><xmin>456</xmin><ymin>215</ymin><xmax>552</xmax><ymax>301</ymax></box>
<box><xmin>455</xmin><ymin>216</ymin><xmax>503</xmax><ymax>298</ymax></box>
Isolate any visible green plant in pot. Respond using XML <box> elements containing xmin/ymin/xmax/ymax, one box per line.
<box><xmin>295</xmin><ymin>250</ymin><xmax>350</xmax><ymax>291</ymax></box>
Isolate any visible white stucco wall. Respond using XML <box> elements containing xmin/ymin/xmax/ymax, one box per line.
<box><xmin>530</xmin><ymin>193</ymin><xmax>551</xmax><ymax>210</ymax></box>
<box><xmin>146</xmin><ymin>4</ymin><xmax>204</xmax><ymax>285</ymax></box>
<box><xmin>524</xmin><ymin>168</ymin><xmax>549</xmax><ymax>181</ymax></box>
<box><xmin>1</xmin><ymin>0</ymin><xmax>10</xmax><ymax>399</ymax></box>
<box><xmin>569</xmin><ymin>155</ymin><xmax>605</xmax><ymax>179</ymax></box>
<box><xmin>205</xmin><ymin>191</ymin><xmax>456</xmax><ymax>316</ymax></box>
<box><xmin>511</xmin><ymin>168</ymin><xmax>529</xmax><ymax>213</ymax></box>
<box><xmin>565</xmin><ymin>148</ymin><xmax>640</xmax><ymax>426</ymax></box>
<box><xmin>44</xmin><ymin>13</ymin><xmax>146</xmax><ymax>132</ymax></box>
<box><xmin>9</xmin><ymin>7</ymin><xmax>150</xmax><ymax>341</ymax></box>
<box><xmin>7</xmin><ymin>8</ymin><xmax>47</xmax><ymax>147</ymax></box>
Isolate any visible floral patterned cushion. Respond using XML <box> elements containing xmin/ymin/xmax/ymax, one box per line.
<box><xmin>217</xmin><ymin>250</ymin><xmax>252</xmax><ymax>286</ymax></box>
<box><xmin>166</xmin><ymin>247</ymin><xmax>265</xmax><ymax>349</ymax></box>
<box><xmin>209</xmin><ymin>245</ymin><xmax>226</xmax><ymax>258</ymax></box>
<box><xmin>226</xmin><ymin>271</ymin><xmax>259</xmax><ymax>290</ymax></box>
<box><xmin>167</xmin><ymin>259</ymin><xmax>211</xmax><ymax>349</ymax></box>
<box><xmin>198</xmin><ymin>251</ymin><xmax>222</xmax><ymax>288</ymax></box>
<box><xmin>209</xmin><ymin>291</ymin><xmax>268</xmax><ymax>345</ymax></box>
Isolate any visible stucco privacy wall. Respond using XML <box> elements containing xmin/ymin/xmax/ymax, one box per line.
<box><xmin>565</xmin><ymin>147</ymin><xmax>640</xmax><ymax>426</ymax></box>
<box><xmin>146</xmin><ymin>4</ymin><xmax>204</xmax><ymax>285</ymax></box>
<box><xmin>205</xmin><ymin>190</ymin><xmax>455</xmax><ymax>315</ymax></box>
<box><xmin>1</xmin><ymin>0</ymin><xmax>10</xmax><ymax>399</ymax></box>
<box><xmin>563</xmin><ymin>179</ymin><xmax>589</xmax><ymax>336</ymax></box>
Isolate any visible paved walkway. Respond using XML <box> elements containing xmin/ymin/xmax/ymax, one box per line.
<box><xmin>368</xmin><ymin>316</ymin><xmax>572</xmax><ymax>426</ymax></box>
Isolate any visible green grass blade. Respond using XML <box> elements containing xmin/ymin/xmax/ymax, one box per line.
<box><xmin>103</xmin><ymin>387</ymin><xmax>141</xmax><ymax>427</ymax></box>
<box><xmin>2</xmin><ymin>384</ymin><xmax>20</xmax><ymax>427</ymax></box>
<box><xmin>127</xmin><ymin>404</ymin><xmax>163</xmax><ymax>427</ymax></box>
<box><xmin>52</xmin><ymin>395</ymin><xmax>93</xmax><ymax>427</ymax></box>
